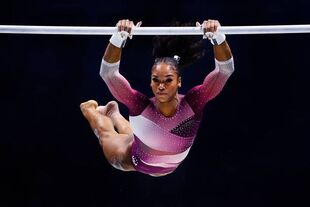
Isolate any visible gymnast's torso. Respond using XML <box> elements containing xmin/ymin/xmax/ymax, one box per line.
<box><xmin>129</xmin><ymin>95</ymin><xmax>202</xmax><ymax>176</ymax></box>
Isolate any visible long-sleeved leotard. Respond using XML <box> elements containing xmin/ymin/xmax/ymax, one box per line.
<box><xmin>100</xmin><ymin>58</ymin><xmax>234</xmax><ymax>176</ymax></box>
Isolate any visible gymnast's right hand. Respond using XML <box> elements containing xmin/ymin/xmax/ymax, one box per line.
<box><xmin>109</xmin><ymin>19</ymin><xmax>142</xmax><ymax>48</ymax></box>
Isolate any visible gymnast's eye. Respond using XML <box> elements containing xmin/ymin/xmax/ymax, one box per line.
<box><xmin>165</xmin><ymin>78</ymin><xmax>173</xmax><ymax>84</ymax></box>
<box><xmin>152</xmin><ymin>78</ymin><xmax>159</xmax><ymax>83</ymax></box>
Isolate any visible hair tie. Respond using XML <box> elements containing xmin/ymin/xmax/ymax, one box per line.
<box><xmin>173</xmin><ymin>55</ymin><xmax>180</xmax><ymax>63</ymax></box>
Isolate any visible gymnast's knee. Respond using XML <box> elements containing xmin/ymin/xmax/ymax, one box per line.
<box><xmin>108</xmin><ymin>147</ymin><xmax>134</xmax><ymax>171</ymax></box>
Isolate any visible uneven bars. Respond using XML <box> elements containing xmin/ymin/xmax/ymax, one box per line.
<box><xmin>0</xmin><ymin>25</ymin><xmax>310</xmax><ymax>35</ymax></box>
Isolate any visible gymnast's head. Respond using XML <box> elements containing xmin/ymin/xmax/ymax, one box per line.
<box><xmin>150</xmin><ymin>27</ymin><xmax>205</xmax><ymax>102</ymax></box>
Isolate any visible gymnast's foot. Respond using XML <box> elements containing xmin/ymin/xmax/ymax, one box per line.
<box><xmin>105</xmin><ymin>101</ymin><xmax>121</xmax><ymax>120</ymax></box>
<box><xmin>80</xmin><ymin>100</ymin><xmax>98</xmax><ymax>119</ymax></box>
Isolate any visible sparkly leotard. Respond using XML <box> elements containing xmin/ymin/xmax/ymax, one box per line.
<box><xmin>100</xmin><ymin>58</ymin><xmax>234</xmax><ymax>176</ymax></box>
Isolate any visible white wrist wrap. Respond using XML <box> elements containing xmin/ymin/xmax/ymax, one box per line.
<box><xmin>210</xmin><ymin>33</ymin><xmax>226</xmax><ymax>45</ymax></box>
<box><xmin>109</xmin><ymin>31</ymin><xmax>130</xmax><ymax>48</ymax></box>
<box><xmin>204</xmin><ymin>32</ymin><xmax>226</xmax><ymax>45</ymax></box>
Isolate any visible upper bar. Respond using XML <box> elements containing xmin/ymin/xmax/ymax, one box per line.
<box><xmin>0</xmin><ymin>25</ymin><xmax>310</xmax><ymax>35</ymax></box>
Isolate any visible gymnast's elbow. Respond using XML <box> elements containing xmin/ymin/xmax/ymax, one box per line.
<box><xmin>217</xmin><ymin>57</ymin><xmax>235</xmax><ymax>75</ymax></box>
<box><xmin>99</xmin><ymin>59</ymin><xmax>120</xmax><ymax>81</ymax></box>
<box><xmin>99</xmin><ymin>66</ymin><xmax>109</xmax><ymax>80</ymax></box>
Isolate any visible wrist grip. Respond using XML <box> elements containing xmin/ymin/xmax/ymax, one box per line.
<box><xmin>109</xmin><ymin>31</ymin><xmax>129</xmax><ymax>48</ymax></box>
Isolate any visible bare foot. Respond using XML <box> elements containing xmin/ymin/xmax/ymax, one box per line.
<box><xmin>105</xmin><ymin>101</ymin><xmax>121</xmax><ymax>119</ymax></box>
<box><xmin>96</xmin><ymin>105</ymin><xmax>107</xmax><ymax>115</ymax></box>
<box><xmin>80</xmin><ymin>100</ymin><xmax>98</xmax><ymax>118</ymax></box>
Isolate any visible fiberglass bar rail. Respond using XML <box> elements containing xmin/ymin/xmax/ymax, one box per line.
<box><xmin>0</xmin><ymin>25</ymin><xmax>310</xmax><ymax>35</ymax></box>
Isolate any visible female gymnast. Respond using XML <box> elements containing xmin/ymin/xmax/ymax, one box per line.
<box><xmin>80</xmin><ymin>19</ymin><xmax>234</xmax><ymax>177</ymax></box>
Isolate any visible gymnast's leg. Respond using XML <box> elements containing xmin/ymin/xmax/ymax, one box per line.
<box><xmin>80</xmin><ymin>100</ymin><xmax>135</xmax><ymax>171</ymax></box>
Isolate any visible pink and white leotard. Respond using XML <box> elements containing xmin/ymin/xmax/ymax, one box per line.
<box><xmin>100</xmin><ymin>58</ymin><xmax>234</xmax><ymax>176</ymax></box>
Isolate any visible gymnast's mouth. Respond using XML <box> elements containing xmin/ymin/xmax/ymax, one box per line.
<box><xmin>156</xmin><ymin>92</ymin><xmax>168</xmax><ymax>95</ymax></box>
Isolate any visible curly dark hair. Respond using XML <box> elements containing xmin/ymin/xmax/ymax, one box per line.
<box><xmin>152</xmin><ymin>21</ymin><xmax>205</xmax><ymax>75</ymax></box>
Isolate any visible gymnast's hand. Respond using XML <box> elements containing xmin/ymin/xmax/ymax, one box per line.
<box><xmin>116</xmin><ymin>19</ymin><xmax>142</xmax><ymax>37</ymax></box>
<box><xmin>110</xmin><ymin>19</ymin><xmax>142</xmax><ymax>48</ymax></box>
<box><xmin>196</xmin><ymin>19</ymin><xmax>226</xmax><ymax>45</ymax></box>
<box><xmin>196</xmin><ymin>19</ymin><xmax>221</xmax><ymax>34</ymax></box>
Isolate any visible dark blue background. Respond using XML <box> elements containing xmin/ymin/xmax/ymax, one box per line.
<box><xmin>1</xmin><ymin>0</ymin><xmax>310</xmax><ymax>206</ymax></box>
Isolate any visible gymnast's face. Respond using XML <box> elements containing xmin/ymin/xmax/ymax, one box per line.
<box><xmin>150</xmin><ymin>63</ymin><xmax>181</xmax><ymax>103</ymax></box>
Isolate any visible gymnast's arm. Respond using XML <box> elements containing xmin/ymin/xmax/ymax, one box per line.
<box><xmin>99</xmin><ymin>20</ymin><xmax>149</xmax><ymax>115</ymax></box>
<box><xmin>185</xmin><ymin>20</ymin><xmax>234</xmax><ymax>114</ymax></box>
